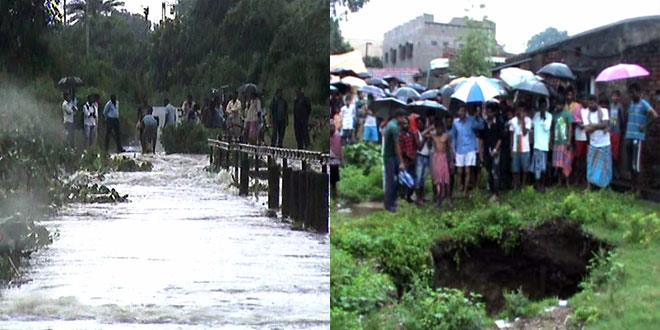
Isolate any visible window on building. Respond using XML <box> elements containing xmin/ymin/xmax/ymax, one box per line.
<box><xmin>431</xmin><ymin>40</ymin><xmax>437</xmax><ymax>46</ymax></box>
<box><xmin>408</xmin><ymin>43</ymin><xmax>413</xmax><ymax>59</ymax></box>
<box><xmin>385</xmin><ymin>52</ymin><xmax>389</xmax><ymax>64</ymax></box>
<box><xmin>443</xmin><ymin>41</ymin><xmax>449</xmax><ymax>47</ymax></box>
<box><xmin>391</xmin><ymin>49</ymin><xmax>397</xmax><ymax>64</ymax></box>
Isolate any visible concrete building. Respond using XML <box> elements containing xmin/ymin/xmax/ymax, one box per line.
<box><xmin>382</xmin><ymin>14</ymin><xmax>496</xmax><ymax>70</ymax></box>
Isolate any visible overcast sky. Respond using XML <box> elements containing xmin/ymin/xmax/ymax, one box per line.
<box><xmin>337</xmin><ymin>0</ymin><xmax>660</xmax><ymax>54</ymax></box>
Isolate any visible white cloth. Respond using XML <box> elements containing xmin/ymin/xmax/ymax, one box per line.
<box><xmin>365</xmin><ymin>114</ymin><xmax>377</xmax><ymax>127</ymax></box>
<box><xmin>455</xmin><ymin>151</ymin><xmax>476</xmax><ymax>167</ymax></box>
<box><xmin>508</xmin><ymin>116</ymin><xmax>532</xmax><ymax>153</ymax></box>
<box><xmin>417</xmin><ymin>131</ymin><xmax>431</xmax><ymax>156</ymax></box>
<box><xmin>582</xmin><ymin>107</ymin><xmax>611</xmax><ymax>147</ymax></box>
<box><xmin>62</xmin><ymin>100</ymin><xmax>75</xmax><ymax>124</ymax></box>
<box><xmin>341</xmin><ymin>104</ymin><xmax>355</xmax><ymax>129</ymax></box>
<box><xmin>532</xmin><ymin>112</ymin><xmax>552</xmax><ymax>151</ymax></box>
<box><xmin>83</xmin><ymin>102</ymin><xmax>98</xmax><ymax>126</ymax></box>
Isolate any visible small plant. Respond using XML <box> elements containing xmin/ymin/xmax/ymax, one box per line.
<box><xmin>337</xmin><ymin>165</ymin><xmax>384</xmax><ymax>202</ymax></box>
<box><xmin>161</xmin><ymin>122</ymin><xmax>210</xmax><ymax>154</ymax></box>
<box><xmin>583</xmin><ymin>249</ymin><xmax>625</xmax><ymax>291</ymax></box>
<box><xmin>343</xmin><ymin>142</ymin><xmax>382</xmax><ymax>172</ymax></box>
<box><xmin>623</xmin><ymin>212</ymin><xmax>660</xmax><ymax>246</ymax></box>
<box><xmin>501</xmin><ymin>287</ymin><xmax>538</xmax><ymax>319</ymax></box>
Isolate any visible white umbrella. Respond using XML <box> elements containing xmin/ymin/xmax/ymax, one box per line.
<box><xmin>499</xmin><ymin>68</ymin><xmax>534</xmax><ymax>88</ymax></box>
<box><xmin>451</xmin><ymin>76</ymin><xmax>503</xmax><ymax>103</ymax></box>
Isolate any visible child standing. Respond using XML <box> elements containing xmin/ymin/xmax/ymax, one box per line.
<box><xmin>431</xmin><ymin>120</ymin><xmax>454</xmax><ymax>209</ymax></box>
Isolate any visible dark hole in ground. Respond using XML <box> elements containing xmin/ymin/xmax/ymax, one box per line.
<box><xmin>431</xmin><ymin>219</ymin><xmax>610</xmax><ymax>314</ymax></box>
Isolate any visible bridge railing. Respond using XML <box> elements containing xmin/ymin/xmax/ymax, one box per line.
<box><xmin>208</xmin><ymin>139</ymin><xmax>329</xmax><ymax>233</ymax></box>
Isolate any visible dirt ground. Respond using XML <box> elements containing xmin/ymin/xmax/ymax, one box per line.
<box><xmin>507</xmin><ymin>306</ymin><xmax>575</xmax><ymax>330</ymax></box>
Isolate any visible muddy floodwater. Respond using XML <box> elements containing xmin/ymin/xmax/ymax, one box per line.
<box><xmin>0</xmin><ymin>154</ymin><xmax>329</xmax><ymax>329</ymax></box>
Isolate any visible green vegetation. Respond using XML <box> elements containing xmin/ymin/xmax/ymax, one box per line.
<box><xmin>161</xmin><ymin>122</ymin><xmax>212</xmax><ymax>154</ymax></box>
<box><xmin>331</xmin><ymin>184</ymin><xmax>660</xmax><ymax>329</ymax></box>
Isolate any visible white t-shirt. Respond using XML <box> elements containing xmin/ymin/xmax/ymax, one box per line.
<box><xmin>83</xmin><ymin>102</ymin><xmax>98</xmax><ymax>126</ymax></box>
<box><xmin>581</xmin><ymin>107</ymin><xmax>610</xmax><ymax>147</ymax></box>
<box><xmin>508</xmin><ymin>116</ymin><xmax>532</xmax><ymax>153</ymax></box>
<box><xmin>62</xmin><ymin>100</ymin><xmax>74</xmax><ymax>124</ymax></box>
<box><xmin>365</xmin><ymin>114</ymin><xmax>377</xmax><ymax>127</ymax></box>
<box><xmin>341</xmin><ymin>104</ymin><xmax>355</xmax><ymax>129</ymax></box>
<box><xmin>417</xmin><ymin>131</ymin><xmax>431</xmax><ymax>156</ymax></box>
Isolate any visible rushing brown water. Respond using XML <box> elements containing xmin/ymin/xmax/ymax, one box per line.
<box><xmin>0</xmin><ymin>154</ymin><xmax>329</xmax><ymax>329</ymax></box>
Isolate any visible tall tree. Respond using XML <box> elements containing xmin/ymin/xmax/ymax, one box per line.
<box><xmin>449</xmin><ymin>17</ymin><xmax>497</xmax><ymax>77</ymax></box>
<box><xmin>330</xmin><ymin>17</ymin><xmax>352</xmax><ymax>54</ymax></box>
<box><xmin>526</xmin><ymin>27</ymin><xmax>569</xmax><ymax>52</ymax></box>
<box><xmin>65</xmin><ymin>0</ymin><xmax>126</xmax><ymax>55</ymax></box>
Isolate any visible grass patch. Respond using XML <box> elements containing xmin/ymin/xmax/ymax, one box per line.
<box><xmin>331</xmin><ymin>167</ymin><xmax>660</xmax><ymax>329</ymax></box>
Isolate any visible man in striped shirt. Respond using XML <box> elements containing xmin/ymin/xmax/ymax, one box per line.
<box><xmin>625</xmin><ymin>83</ymin><xmax>657</xmax><ymax>196</ymax></box>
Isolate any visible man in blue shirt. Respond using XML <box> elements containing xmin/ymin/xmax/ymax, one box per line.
<box><xmin>450</xmin><ymin>105</ymin><xmax>485</xmax><ymax>197</ymax></box>
<box><xmin>625</xmin><ymin>83</ymin><xmax>657</xmax><ymax>196</ymax></box>
<box><xmin>103</xmin><ymin>94</ymin><xmax>125</xmax><ymax>153</ymax></box>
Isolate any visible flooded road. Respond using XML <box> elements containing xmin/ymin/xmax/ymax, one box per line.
<box><xmin>0</xmin><ymin>154</ymin><xmax>329</xmax><ymax>329</ymax></box>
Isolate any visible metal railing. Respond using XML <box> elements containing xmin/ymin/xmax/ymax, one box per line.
<box><xmin>207</xmin><ymin>139</ymin><xmax>330</xmax><ymax>165</ymax></box>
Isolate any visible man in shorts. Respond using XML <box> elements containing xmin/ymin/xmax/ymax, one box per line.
<box><xmin>449</xmin><ymin>105</ymin><xmax>485</xmax><ymax>197</ymax></box>
<box><xmin>509</xmin><ymin>105</ymin><xmax>532</xmax><ymax>190</ymax></box>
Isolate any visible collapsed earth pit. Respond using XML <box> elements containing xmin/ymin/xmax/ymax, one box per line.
<box><xmin>431</xmin><ymin>219</ymin><xmax>609</xmax><ymax>314</ymax></box>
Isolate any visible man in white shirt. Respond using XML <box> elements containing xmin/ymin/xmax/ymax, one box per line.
<box><xmin>530</xmin><ymin>99</ymin><xmax>553</xmax><ymax>192</ymax></box>
<box><xmin>582</xmin><ymin>95</ymin><xmax>612</xmax><ymax>188</ymax></box>
<box><xmin>62</xmin><ymin>91</ymin><xmax>76</xmax><ymax>148</ymax></box>
<box><xmin>340</xmin><ymin>93</ymin><xmax>356</xmax><ymax>145</ymax></box>
<box><xmin>82</xmin><ymin>94</ymin><xmax>98</xmax><ymax>147</ymax></box>
<box><xmin>509</xmin><ymin>105</ymin><xmax>532</xmax><ymax>190</ymax></box>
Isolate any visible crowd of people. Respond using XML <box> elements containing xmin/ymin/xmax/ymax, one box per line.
<box><xmin>61</xmin><ymin>87</ymin><xmax>314</xmax><ymax>153</ymax></box>
<box><xmin>330</xmin><ymin>81</ymin><xmax>658</xmax><ymax>213</ymax></box>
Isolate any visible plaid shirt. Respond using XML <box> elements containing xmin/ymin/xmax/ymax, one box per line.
<box><xmin>399</xmin><ymin>130</ymin><xmax>417</xmax><ymax>160</ymax></box>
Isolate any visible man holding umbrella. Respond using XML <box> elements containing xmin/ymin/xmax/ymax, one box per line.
<box><xmin>625</xmin><ymin>83</ymin><xmax>657</xmax><ymax>195</ymax></box>
<box><xmin>450</xmin><ymin>105</ymin><xmax>485</xmax><ymax>197</ymax></box>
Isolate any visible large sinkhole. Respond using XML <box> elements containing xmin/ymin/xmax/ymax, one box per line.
<box><xmin>431</xmin><ymin>219</ymin><xmax>610</xmax><ymax>314</ymax></box>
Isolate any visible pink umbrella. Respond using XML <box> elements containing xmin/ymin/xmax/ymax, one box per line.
<box><xmin>596</xmin><ymin>63</ymin><xmax>650</xmax><ymax>82</ymax></box>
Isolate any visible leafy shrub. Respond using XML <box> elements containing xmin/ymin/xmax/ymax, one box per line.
<box><xmin>161</xmin><ymin>122</ymin><xmax>210</xmax><ymax>154</ymax></box>
<box><xmin>330</xmin><ymin>308</ymin><xmax>362</xmax><ymax>330</ymax></box>
<box><xmin>501</xmin><ymin>288</ymin><xmax>539</xmax><ymax>319</ymax></box>
<box><xmin>398</xmin><ymin>279</ymin><xmax>487</xmax><ymax>330</ymax></box>
<box><xmin>623</xmin><ymin>212</ymin><xmax>660</xmax><ymax>246</ymax></box>
<box><xmin>583</xmin><ymin>249</ymin><xmax>625</xmax><ymax>290</ymax></box>
<box><xmin>343</xmin><ymin>142</ymin><xmax>382</xmax><ymax>171</ymax></box>
<box><xmin>331</xmin><ymin>245</ymin><xmax>395</xmax><ymax>315</ymax></box>
<box><xmin>79</xmin><ymin>149</ymin><xmax>152</xmax><ymax>173</ymax></box>
<box><xmin>338</xmin><ymin>165</ymin><xmax>383</xmax><ymax>202</ymax></box>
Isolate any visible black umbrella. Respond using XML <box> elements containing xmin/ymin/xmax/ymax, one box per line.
<box><xmin>514</xmin><ymin>79</ymin><xmax>550</xmax><ymax>97</ymax></box>
<box><xmin>421</xmin><ymin>89</ymin><xmax>440</xmax><ymax>100</ymax></box>
<box><xmin>330</xmin><ymin>68</ymin><xmax>359</xmax><ymax>78</ymax></box>
<box><xmin>393</xmin><ymin>87</ymin><xmax>421</xmax><ymax>102</ymax></box>
<box><xmin>370</xmin><ymin>97</ymin><xmax>408</xmax><ymax>119</ymax></box>
<box><xmin>330</xmin><ymin>85</ymin><xmax>339</xmax><ymax>94</ymax></box>
<box><xmin>537</xmin><ymin>62</ymin><xmax>575</xmax><ymax>80</ymax></box>
<box><xmin>238</xmin><ymin>83</ymin><xmax>259</xmax><ymax>96</ymax></box>
<box><xmin>358</xmin><ymin>72</ymin><xmax>373</xmax><ymax>79</ymax></box>
<box><xmin>331</xmin><ymin>82</ymin><xmax>351</xmax><ymax>94</ymax></box>
<box><xmin>57</xmin><ymin>76</ymin><xmax>84</xmax><ymax>88</ymax></box>
<box><xmin>406</xmin><ymin>83</ymin><xmax>427</xmax><ymax>93</ymax></box>
<box><xmin>383</xmin><ymin>75</ymin><xmax>404</xmax><ymax>85</ymax></box>
<box><xmin>409</xmin><ymin>100</ymin><xmax>449</xmax><ymax>117</ymax></box>
<box><xmin>367</xmin><ymin>78</ymin><xmax>388</xmax><ymax>88</ymax></box>
<box><xmin>448</xmin><ymin>98</ymin><xmax>464</xmax><ymax>116</ymax></box>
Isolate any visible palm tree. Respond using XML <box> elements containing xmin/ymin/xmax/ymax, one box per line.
<box><xmin>65</xmin><ymin>0</ymin><xmax>125</xmax><ymax>56</ymax></box>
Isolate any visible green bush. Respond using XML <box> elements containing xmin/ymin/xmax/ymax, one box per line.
<box><xmin>501</xmin><ymin>288</ymin><xmax>538</xmax><ymax>319</ymax></box>
<box><xmin>398</xmin><ymin>279</ymin><xmax>487</xmax><ymax>330</ymax></box>
<box><xmin>343</xmin><ymin>142</ymin><xmax>382</xmax><ymax>171</ymax></box>
<box><xmin>161</xmin><ymin>122</ymin><xmax>210</xmax><ymax>154</ymax></box>
<box><xmin>331</xmin><ymin>245</ymin><xmax>395</xmax><ymax>315</ymax></box>
<box><xmin>330</xmin><ymin>308</ymin><xmax>362</xmax><ymax>330</ymax></box>
<box><xmin>623</xmin><ymin>213</ymin><xmax>660</xmax><ymax>246</ymax></box>
<box><xmin>338</xmin><ymin>165</ymin><xmax>383</xmax><ymax>202</ymax></box>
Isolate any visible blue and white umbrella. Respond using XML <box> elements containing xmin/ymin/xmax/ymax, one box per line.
<box><xmin>359</xmin><ymin>85</ymin><xmax>387</xmax><ymax>99</ymax></box>
<box><xmin>451</xmin><ymin>76</ymin><xmax>504</xmax><ymax>103</ymax></box>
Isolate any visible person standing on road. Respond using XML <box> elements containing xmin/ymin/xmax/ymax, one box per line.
<box><xmin>82</xmin><ymin>94</ymin><xmax>98</xmax><ymax>148</ymax></box>
<box><xmin>163</xmin><ymin>98</ymin><xmax>177</xmax><ymax>127</ymax></box>
<box><xmin>103</xmin><ymin>94</ymin><xmax>124</xmax><ymax>153</ymax></box>
<box><xmin>62</xmin><ymin>91</ymin><xmax>76</xmax><ymax>148</ymax></box>
<box><xmin>270</xmin><ymin>88</ymin><xmax>288</xmax><ymax>147</ymax></box>
<box><xmin>293</xmin><ymin>88</ymin><xmax>312</xmax><ymax>149</ymax></box>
